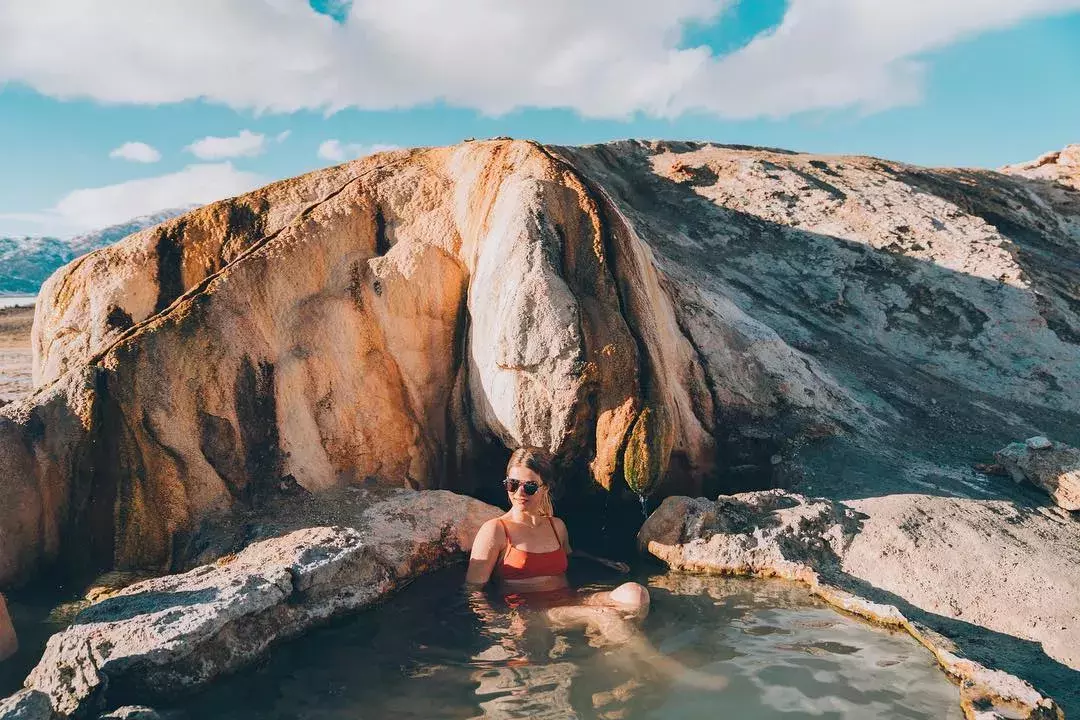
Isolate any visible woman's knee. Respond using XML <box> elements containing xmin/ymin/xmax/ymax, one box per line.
<box><xmin>609</xmin><ymin>582</ymin><xmax>650</xmax><ymax>615</ymax></box>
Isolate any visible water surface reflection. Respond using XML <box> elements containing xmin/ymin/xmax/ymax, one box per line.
<box><xmin>172</xmin><ymin>569</ymin><xmax>961</xmax><ymax>719</ymax></box>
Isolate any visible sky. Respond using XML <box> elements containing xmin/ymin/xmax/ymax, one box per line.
<box><xmin>0</xmin><ymin>0</ymin><xmax>1078</xmax><ymax>238</ymax></box>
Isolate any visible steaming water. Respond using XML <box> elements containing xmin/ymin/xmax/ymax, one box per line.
<box><xmin>171</xmin><ymin>568</ymin><xmax>962</xmax><ymax>719</ymax></box>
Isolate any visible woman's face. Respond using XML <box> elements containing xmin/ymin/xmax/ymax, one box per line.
<box><xmin>505</xmin><ymin>465</ymin><xmax>546</xmax><ymax>511</ymax></box>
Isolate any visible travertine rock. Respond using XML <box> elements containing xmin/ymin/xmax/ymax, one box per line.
<box><xmin>1</xmin><ymin>139</ymin><xmax>1078</xmax><ymax>606</ymax></box>
<box><xmin>995</xmin><ymin>437</ymin><xmax>1080</xmax><ymax>511</ymax></box>
<box><xmin>21</xmin><ymin>490</ymin><xmax>499</xmax><ymax>718</ymax></box>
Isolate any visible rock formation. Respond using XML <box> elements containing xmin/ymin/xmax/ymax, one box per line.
<box><xmin>1001</xmin><ymin>144</ymin><xmax>1080</xmax><ymax>191</ymax></box>
<box><xmin>995</xmin><ymin>436</ymin><xmax>1080</xmax><ymax>511</ymax></box>
<box><xmin>1</xmin><ymin>138</ymin><xmax>1079</xmax><ymax>710</ymax></box>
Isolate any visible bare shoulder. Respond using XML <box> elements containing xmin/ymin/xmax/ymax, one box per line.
<box><xmin>552</xmin><ymin>516</ymin><xmax>570</xmax><ymax>541</ymax></box>
<box><xmin>476</xmin><ymin>516</ymin><xmax>507</xmax><ymax>542</ymax></box>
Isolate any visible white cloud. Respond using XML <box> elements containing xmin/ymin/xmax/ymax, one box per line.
<box><xmin>109</xmin><ymin>141</ymin><xmax>161</xmax><ymax>163</ymax></box>
<box><xmin>317</xmin><ymin>140</ymin><xmax>400</xmax><ymax>162</ymax></box>
<box><xmin>275</xmin><ymin>130</ymin><xmax>292</xmax><ymax>143</ymax></box>
<box><xmin>0</xmin><ymin>0</ymin><xmax>1078</xmax><ymax>119</ymax></box>
<box><xmin>185</xmin><ymin>130</ymin><xmax>266</xmax><ymax>159</ymax></box>
<box><xmin>0</xmin><ymin>164</ymin><xmax>265</xmax><ymax>236</ymax></box>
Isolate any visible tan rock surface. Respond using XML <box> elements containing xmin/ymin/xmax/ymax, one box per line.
<box><xmin>995</xmin><ymin>437</ymin><xmax>1080</xmax><ymax>511</ymax></box>
<box><xmin>840</xmin><ymin>494</ymin><xmax>1080</xmax><ymax>672</ymax></box>
<box><xmin>1</xmin><ymin>138</ymin><xmax>1079</xmax><ymax>710</ymax></box>
<box><xmin>1001</xmin><ymin>144</ymin><xmax>1080</xmax><ymax>191</ymax></box>
<box><xmin>3</xmin><ymin>139</ymin><xmax>1079</xmax><ymax>579</ymax></box>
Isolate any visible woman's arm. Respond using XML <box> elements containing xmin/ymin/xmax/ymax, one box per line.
<box><xmin>465</xmin><ymin>518</ymin><xmax>505</xmax><ymax>586</ymax></box>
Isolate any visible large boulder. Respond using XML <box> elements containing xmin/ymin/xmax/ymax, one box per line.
<box><xmin>19</xmin><ymin>490</ymin><xmax>498</xmax><ymax>718</ymax></box>
<box><xmin>1</xmin><ymin>138</ymin><xmax>1078</xmax><ymax>597</ymax></box>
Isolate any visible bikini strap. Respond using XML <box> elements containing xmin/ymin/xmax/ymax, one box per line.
<box><xmin>546</xmin><ymin>516</ymin><xmax>561</xmax><ymax>546</ymax></box>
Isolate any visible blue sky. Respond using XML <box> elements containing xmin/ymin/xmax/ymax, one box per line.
<box><xmin>0</xmin><ymin>0</ymin><xmax>1078</xmax><ymax>237</ymax></box>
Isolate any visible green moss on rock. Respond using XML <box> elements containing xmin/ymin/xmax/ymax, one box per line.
<box><xmin>622</xmin><ymin>405</ymin><xmax>674</xmax><ymax>495</ymax></box>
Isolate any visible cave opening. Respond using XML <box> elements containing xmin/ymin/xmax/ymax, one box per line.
<box><xmin>454</xmin><ymin>412</ymin><xmax>796</xmax><ymax>565</ymax></box>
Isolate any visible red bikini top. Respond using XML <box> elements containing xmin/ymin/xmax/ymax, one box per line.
<box><xmin>497</xmin><ymin>517</ymin><xmax>569</xmax><ymax>580</ymax></box>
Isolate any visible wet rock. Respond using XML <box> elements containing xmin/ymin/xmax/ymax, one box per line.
<box><xmin>21</xmin><ymin>491</ymin><xmax>499</xmax><ymax>718</ymax></box>
<box><xmin>96</xmin><ymin>707</ymin><xmax>165</xmax><ymax>720</ymax></box>
<box><xmin>0</xmin><ymin>690</ymin><xmax>56</xmax><ymax>720</ymax></box>
<box><xmin>995</xmin><ymin>437</ymin><xmax>1080</xmax><ymax>511</ymax></box>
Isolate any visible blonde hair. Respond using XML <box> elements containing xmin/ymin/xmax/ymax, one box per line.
<box><xmin>507</xmin><ymin>446</ymin><xmax>557</xmax><ymax>516</ymax></box>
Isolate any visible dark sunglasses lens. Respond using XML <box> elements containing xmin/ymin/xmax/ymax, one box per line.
<box><xmin>503</xmin><ymin>478</ymin><xmax>541</xmax><ymax>495</ymax></box>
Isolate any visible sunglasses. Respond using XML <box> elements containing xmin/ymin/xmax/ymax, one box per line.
<box><xmin>503</xmin><ymin>478</ymin><xmax>543</xmax><ymax>495</ymax></box>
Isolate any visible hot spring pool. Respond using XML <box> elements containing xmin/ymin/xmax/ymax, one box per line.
<box><xmin>166</xmin><ymin>568</ymin><xmax>962</xmax><ymax>719</ymax></box>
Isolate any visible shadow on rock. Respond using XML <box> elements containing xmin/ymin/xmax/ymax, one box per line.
<box><xmin>75</xmin><ymin>588</ymin><xmax>221</xmax><ymax>625</ymax></box>
<box><xmin>823</xmin><ymin>569</ymin><xmax>1080</xmax><ymax>719</ymax></box>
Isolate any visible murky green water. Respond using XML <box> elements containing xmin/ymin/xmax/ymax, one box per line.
<box><xmin>170</xmin><ymin>568</ymin><xmax>962</xmax><ymax>719</ymax></box>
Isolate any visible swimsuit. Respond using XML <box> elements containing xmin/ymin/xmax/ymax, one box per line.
<box><xmin>497</xmin><ymin>517</ymin><xmax>569</xmax><ymax>580</ymax></box>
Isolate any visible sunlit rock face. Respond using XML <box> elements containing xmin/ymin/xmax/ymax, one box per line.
<box><xmin>1</xmin><ymin>139</ymin><xmax>1078</xmax><ymax>588</ymax></box>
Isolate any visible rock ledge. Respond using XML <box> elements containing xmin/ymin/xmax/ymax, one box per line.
<box><xmin>639</xmin><ymin>490</ymin><xmax>1063</xmax><ymax>720</ymax></box>
<box><xmin>9</xmin><ymin>491</ymin><xmax>499</xmax><ymax>719</ymax></box>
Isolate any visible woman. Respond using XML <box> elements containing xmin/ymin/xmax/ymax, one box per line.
<box><xmin>466</xmin><ymin>446</ymin><xmax>650</xmax><ymax>620</ymax></box>
<box><xmin>465</xmin><ymin>447</ymin><xmax>727</xmax><ymax>698</ymax></box>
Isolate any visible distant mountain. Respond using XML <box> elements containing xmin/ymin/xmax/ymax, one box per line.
<box><xmin>0</xmin><ymin>209</ymin><xmax>190</xmax><ymax>296</ymax></box>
